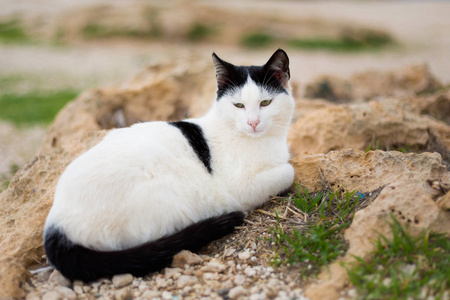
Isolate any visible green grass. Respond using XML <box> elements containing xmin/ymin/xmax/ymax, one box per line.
<box><xmin>269</xmin><ymin>185</ymin><xmax>364</xmax><ymax>277</ymax></box>
<box><xmin>241</xmin><ymin>28</ymin><xmax>393</xmax><ymax>51</ymax></box>
<box><xmin>82</xmin><ymin>23</ymin><xmax>160</xmax><ymax>40</ymax></box>
<box><xmin>0</xmin><ymin>90</ymin><xmax>79</xmax><ymax>126</ymax></box>
<box><xmin>0</xmin><ymin>18</ymin><xmax>30</xmax><ymax>44</ymax></box>
<box><xmin>346</xmin><ymin>217</ymin><xmax>450</xmax><ymax>300</ymax></box>
<box><xmin>241</xmin><ymin>32</ymin><xmax>275</xmax><ymax>48</ymax></box>
<box><xmin>187</xmin><ymin>23</ymin><xmax>217</xmax><ymax>42</ymax></box>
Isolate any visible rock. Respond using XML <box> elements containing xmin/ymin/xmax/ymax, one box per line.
<box><xmin>112</xmin><ymin>274</ymin><xmax>133</xmax><ymax>288</ymax></box>
<box><xmin>233</xmin><ymin>274</ymin><xmax>246</xmax><ymax>286</ymax></box>
<box><xmin>244</xmin><ymin>266</ymin><xmax>257</xmax><ymax>277</ymax></box>
<box><xmin>25</xmin><ymin>292</ymin><xmax>41</xmax><ymax>300</ymax></box>
<box><xmin>161</xmin><ymin>291</ymin><xmax>173</xmax><ymax>300</ymax></box>
<box><xmin>436</xmin><ymin>191</ymin><xmax>450</xmax><ymax>210</ymax></box>
<box><xmin>41</xmin><ymin>291</ymin><xmax>61</xmax><ymax>300</ymax></box>
<box><xmin>54</xmin><ymin>286</ymin><xmax>77</xmax><ymax>299</ymax></box>
<box><xmin>201</xmin><ymin>261</ymin><xmax>227</xmax><ymax>273</ymax></box>
<box><xmin>114</xmin><ymin>287</ymin><xmax>131</xmax><ymax>300</ymax></box>
<box><xmin>176</xmin><ymin>275</ymin><xmax>198</xmax><ymax>288</ymax></box>
<box><xmin>0</xmin><ymin>57</ymin><xmax>213</xmax><ymax>298</ymax></box>
<box><xmin>297</xmin><ymin>149</ymin><xmax>450</xmax><ymax>300</ymax></box>
<box><xmin>171</xmin><ymin>250</ymin><xmax>203</xmax><ymax>268</ymax></box>
<box><xmin>164</xmin><ymin>267</ymin><xmax>183</xmax><ymax>279</ymax></box>
<box><xmin>289</xmin><ymin>97</ymin><xmax>450</xmax><ymax>157</ymax></box>
<box><xmin>48</xmin><ymin>270</ymin><xmax>71</xmax><ymax>287</ymax></box>
<box><xmin>141</xmin><ymin>290</ymin><xmax>160</xmax><ymax>298</ymax></box>
<box><xmin>305</xmin><ymin>64</ymin><xmax>442</xmax><ymax>102</ymax></box>
<box><xmin>36</xmin><ymin>268</ymin><xmax>53</xmax><ymax>282</ymax></box>
<box><xmin>224</xmin><ymin>248</ymin><xmax>236</xmax><ymax>257</ymax></box>
<box><xmin>238</xmin><ymin>251</ymin><xmax>251</xmax><ymax>260</ymax></box>
<box><xmin>228</xmin><ymin>286</ymin><xmax>247</xmax><ymax>299</ymax></box>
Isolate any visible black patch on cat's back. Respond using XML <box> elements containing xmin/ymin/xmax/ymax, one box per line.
<box><xmin>169</xmin><ymin>121</ymin><xmax>212</xmax><ymax>174</ymax></box>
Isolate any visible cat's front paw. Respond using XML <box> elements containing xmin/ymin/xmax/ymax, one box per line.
<box><xmin>279</xmin><ymin>163</ymin><xmax>295</xmax><ymax>192</ymax></box>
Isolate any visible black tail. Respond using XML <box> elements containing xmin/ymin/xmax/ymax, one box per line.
<box><xmin>44</xmin><ymin>211</ymin><xmax>245</xmax><ymax>282</ymax></box>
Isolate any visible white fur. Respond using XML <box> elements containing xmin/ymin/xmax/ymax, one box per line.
<box><xmin>45</xmin><ymin>76</ymin><xmax>295</xmax><ymax>251</ymax></box>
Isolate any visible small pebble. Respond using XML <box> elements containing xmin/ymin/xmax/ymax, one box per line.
<box><xmin>238</xmin><ymin>251</ymin><xmax>251</xmax><ymax>260</ymax></box>
<box><xmin>114</xmin><ymin>287</ymin><xmax>131</xmax><ymax>300</ymax></box>
<box><xmin>54</xmin><ymin>286</ymin><xmax>77</xmax><ymax>300</ymax></box>
<box><xmin>164</xmin><ymin>267</ymin><xmax>183</xmax><ymax>279</ymax></box>
<box><xmin>112</xmin><ymin>273</ymin><xmax>133</xmax><ymax>288</ymax></box>
<box><xmin>176</xmin><ymin>275</ymin><xmax>198</xmax><ymax>288</ymax></box>
<box><xmin>42</xmin><ymin>291</ymin><xmax>61</xmax><ymax>300</ymax></box>
<box><xmin>161</xmin><ymin>291</ymin><xmax>173</xmax><ymax>300</ymax></box>
<box><xmin>25</xmin><ymin>292</ymin><xmax>41</xmax><ymax>300</ymax></box>
<box><xmin>142</xmin><ymin>290</ymin><xmax>160</xmax><ymax>298</ymax></box>
<box><xmin>172</xmin><ymin>250</ymin><xmax>203</xmax><ymax>268</ymax></box>
<box><xmin>224</xmin><ymin>248</ymin><xmax>236</xmax><ymax>257</ymax></box>
<box><xmin>234</xmin><ymin>274</ymin><xmax>246</xmax><ymax>285</ymax></box>
<box><xmin>48</xmin><ymin>270</ymin><xmax>71</xmax><ymax>287</ymax></box>
<box><xmin>229</xmin><ymin>286</ymin><xmax>247</xmax><ymax>299</ymax></box>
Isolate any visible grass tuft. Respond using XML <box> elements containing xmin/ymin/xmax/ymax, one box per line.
<box><xmin>241</xmin><ymin>32</ymin><xmax>275</xmax><ymax>48</ymax></box>
<box><xmin>269</xmin><ymin>185</ymin><xmax>365</xmax><ymax>277</ymax></box>
<box><xmin>0</xmin><ymin>18</ymin><xmax>30</xmax><ymax>44</ymax></box>
<box><xmin>346</xmin><ymin>216</ymin><xmax>450</xmax><ymax>300</ymax></box>
<box><xmin>0</xmin><ymin>90</ymin><xmax>79</xmax><ymax>126</ymax></box>
<box><xmin>187</xmin><ymin>23</ymin><xmax>216</xmax><ymax>42</ymax></box>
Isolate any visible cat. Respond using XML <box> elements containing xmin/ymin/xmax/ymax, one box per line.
<box><xmin>44</xmin><ymin>49</ymin><xmax>295</xmax><ymax>282</ymax></box>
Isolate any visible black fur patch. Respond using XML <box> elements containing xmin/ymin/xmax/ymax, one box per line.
<box><xmin>44</xmin><ymin>211</ymin><xmax>245</xmax><ymax>282</ymax></box>
<box><xmin>169</xmin><ymin>121</ymin><xmax>212</xmax><ymax>174</ymax></box>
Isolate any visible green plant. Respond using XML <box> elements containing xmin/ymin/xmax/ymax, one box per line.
<box><xmin>366</xmin><ymin>139</ymin><xmax>380</xmax><ymax>153</ymax></box>
<box><xmin>288</xmin><ymin>29</ymin><xmax>393</xmax><ymax>52</ymax></box>
<box><xmin>0</xmin><ymin>89</ymin><xmax>78</xmax><ymax>126</ymax></box>
<box><xmin>346</xmin><ymin>217</ymin><xmax>450</xmax><ymax>300</ymax></box>
<box><xmin>187</xmin><ymin>23</ymin><xmax>216</xmax><ymax>42</ymax></box>
<box><xmin>269</xmin><ymin>186</ymin><xmax>363</xmax><ymax>277</ymax></box>
<box><xmin>0</xmin><ymin>18</ymin><xmax>30</xmax><ymax>44</ymax></box>
<box><xmin>82</xmin><ymin>23</ymin><xmax>159</xmax><ymax>40</ymax></box>
<box><xmin>241</xmin><ymin>32</ymin><xmax>275</xmax><ymax>48</ymax></box>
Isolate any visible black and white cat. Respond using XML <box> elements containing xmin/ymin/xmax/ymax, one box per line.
<box><xmin>44</xmin><ymin>49</ymin><xmax>295</xmax><ymax>282</ymax></box>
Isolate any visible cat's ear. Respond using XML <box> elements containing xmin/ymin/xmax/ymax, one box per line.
<box><xmin>212</xmin><ymin>53</ymin><xmax>234</xmax><ymax>91</ymax></box>
<box><xmin>265</xmin><ymin>49</ymin><xmax>290</xmax><ymax>84</ymax></box>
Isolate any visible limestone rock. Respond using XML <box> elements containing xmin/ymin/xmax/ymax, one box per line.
<box><xmin>54</xmin><ymin>286</ymin><xmax>77</xmax><ymax>300</ymax></box>
<box><xmin>293</xmin><ymin>149</ymin><xmax>450</xmax><ymax>300</ymax></box>
<box><xmin>305</xmin><ymin>64</ymin><xmax>442</xmax><ymax>102</ymax></box>
<box><xmin>228</xmin><ymin>286</ymin><xmax>247</xmax><ymax>299</ymax></box>
<box><xmin>0</xmin><ymin>57</ymin><xmax>213</xmax><ymax>299</ymax></box>
<box><xmin>48</xmin><ymin>270</ymin><xmax>71</xmax><ymax>287</ymax></box>
<box><xmin>289</xmin><ymin>97</ymin><xmax>450</xmax><ymax>158</ymax></box>
<box><xmin>114</xmin><ymin>287</ymin><xmax>131</xmax><ymax>300</ymax></box>
<box><xmin>171</xmin><ymin>250</ymin><xmax>203</xmax><ymax>268</ymax></box>
<box><xmin>175</xmin><ymin>275</ymin><xmax>198</xmax><ymax>289</ymax></box>
<box><xmin>112</xmin><ymin>274</ymin><xmax>133</xmax><ymax>288</ymax></box>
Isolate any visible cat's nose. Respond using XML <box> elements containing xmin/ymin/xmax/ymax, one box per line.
<box><xmin>248</xmin><ymin>119</ymin><xmax>260</xmax><ymax>130</ymax></box>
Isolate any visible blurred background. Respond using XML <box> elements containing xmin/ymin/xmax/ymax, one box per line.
<box><xmin>1</xmin><ymin>0</ymin><xmax>450</xmax><ymax>189</ymax></box>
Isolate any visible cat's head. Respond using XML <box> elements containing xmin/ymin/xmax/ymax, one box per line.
<box><xmin>212</xmin><ymin>49</ymin><xmax>294</xmax><ymax>138</ymax></box>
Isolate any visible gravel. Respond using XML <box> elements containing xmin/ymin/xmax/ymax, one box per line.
<box><xmin>26</xmin><ymin>247</ymin><xmax>308</xmax><ymax>300</ymax></box>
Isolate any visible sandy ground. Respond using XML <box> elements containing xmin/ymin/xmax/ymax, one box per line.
<box><xmin>1</xmin><ymin>0</ymin><xmax>450</xmax><ymax>187</ymax></box>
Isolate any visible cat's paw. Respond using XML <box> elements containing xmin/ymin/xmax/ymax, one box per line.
<box><xmin>279</xmin><ymin>163</ymin><xmax>295</xmax><ymax>192</ymax></box>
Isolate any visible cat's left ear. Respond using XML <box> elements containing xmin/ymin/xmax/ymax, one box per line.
<box><xmin>265</xmin><ymin>49</ymin><xmax>290</xmax><ymax>84</ymax></box>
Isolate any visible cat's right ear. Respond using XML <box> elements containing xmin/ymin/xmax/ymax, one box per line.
<box><xmin>212</xmin><ymin>53</ymin><xmax>233</xmax><ymax>91</ymax></box>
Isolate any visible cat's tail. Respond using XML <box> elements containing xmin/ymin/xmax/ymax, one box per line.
<box><xmin>44</xmin><ymin>211</ymin><xmax>245</xmax><ymax>282</ymax></box>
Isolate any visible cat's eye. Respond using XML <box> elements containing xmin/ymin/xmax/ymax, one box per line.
<box><xmin>260</xmin><ymin>99</ymin><xmax>272</xmax><ymax>107</ymax></box>
<box><xmin>234</xmin><ymin>103</ymin><xmax>245</xmax><ymax>108</ymax></box>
